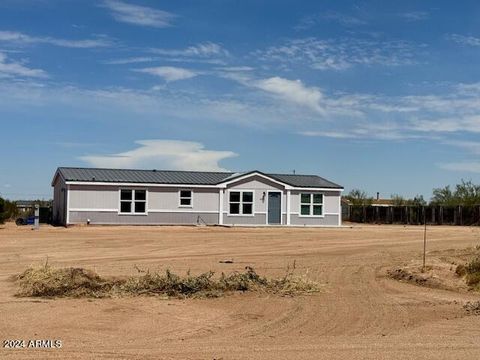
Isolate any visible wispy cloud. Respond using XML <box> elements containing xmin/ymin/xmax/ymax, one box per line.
<box><xmin>296</xmin><ymin>11</ymin><xmax>366</xmax><ymax>30</ymax></box>
<box><xmin>0</xmin><ymin>52</ymin><xmax>47</xmax><ymax>78</ymax></box>
<box><xmin>150</xmin><ymin>42</ymin><xmax>229</xmax><ymax>58</ymax></box>
<box><xmin>446</xmin><ymin>34</ymin><xmax>480</xmax><ymax>47</ymax></box>
<box><xmin>79</xmin><ymin>140</ymin><xmax>236</xmax><ymax>171</ymax></box>
<box><xmin>101</xmin><ymin>0</ymin><xmax>175</xmax><ymax>28</ymax></box>
<box><xmin>104</xmin><ymin>42</ymin><xmax>230</xmax><ymax>67</ymax></box>
<box><xmin>103</xmin><ymin>56</ymin><xmax>156</xmax><ymax>65</ymax></box>
<box><xmin>438</xmin><ymin>162</ymin><xmax>480</xmax><ymax>173</ymax></box>
<box><xmin>135</xmin><ymin>66</ymin><xmax>198</xmax><ymax>82</ymax></box>
<box><xmin>253</xmin><ymin>77</ymin><xmax>324</xmax><ymax>113</ymax></box>
<box><xmin>399</xmin><ymin>11</ymin><xmax>429</xmax><ymax>22</ymax></box>
<box><xmin>0</xmin><ymin>30</ymin><xmax>112</xmax><ymax>48</ymax></box>
<box><xmin>253</xmin><ymin>37</ymin><xmax>422</xmax><ymax>71</ymax></box>
<box><xmin>443</xmin><ymin>140</ymin><xmax>480</xmax><ymax>155</ymax></box>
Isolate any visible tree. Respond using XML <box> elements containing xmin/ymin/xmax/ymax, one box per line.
<box><xmin>411</xmin><ymin>195</ymin><xmax>427</xmax><ymax>206</ymax></box>
<box><xmin>345</xmin><ymin>189</ymin><xmax>373</xmax><ymax>206</ymax></box>
<box><xmin>431</xmin><ymin>180</ymin><xmax>480</xmax><ymax>206</ymax></box>
<box><xmin>391</xmin><ymin>194</ymin><xmax>405</xmax><ymax>206</ymax></box>
<box><xmin>454</xmin><ymin>180</ymin><xmax>480</xmax><ymax>206</ymax></box>
<box><xmin>0</xmin><ymin>197</ymin><xmax>5</xmax><ymax>224</ymax></box>
<box><xmin>431</xmin><ymin>185</ymin><xmax>456</xmax><ymax>205</ymax></box>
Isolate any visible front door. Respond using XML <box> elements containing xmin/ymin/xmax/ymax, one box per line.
<box><xmin>268</xmin><ymin>192</ymin><xmax>282</xmax><ymax>225</ymax></box>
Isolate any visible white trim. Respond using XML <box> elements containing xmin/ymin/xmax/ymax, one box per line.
<box><xmin>66</xmin><ymin>181</ymin><xmax>219</xmax><ymax>188</ymax></box>
<box><xmin>292</xmin><ymin>187</ymin><xmax>344</xmax><ymax>192</ymax></box>
<box><xmin>218</xmin><ymin>172</ymin><xmax>291</xmax><ymax>189</ymax></box>
<box><xmin>266</xmin><ymin>190</ymin><xmax>283</xmax><ymax>225</ymax></box>
<box><xmin>227</xmin><ymin>189</ymin><xmax>255</xmax><ymax>216</ymax></box>
<box><xmin>218</xmin><ymin>189</ymin><xmax>224</xmax><ymax>225</ymax></box>
<box><xmin>148</xmin><ymin>209</ymin><xmax>218</xmax><ymax>213</ymax></box>
<box><xmin>178</xmin><ymin>189</ymin><xmax>193</xmax><ymax>208</ymax></box>
<box><xmin>286</xmin><ymin>189</ymin><xmax>291</xmax><ymax>225</ymax></box>
<box><xmin>69</xmin><ymin>208</ymin><xmax>118</xmax><ymax>212</ymax></box>
<box><xmin>118</xmin><ymin>188</ymin><xmax>148</xmax><ymax>215</ymax></box>
<box><xmin>290</xmin><ymin>212</ymin><xmax>338</xmax><ymax>216</ymax></box>
<box><xmin>338</xmin><ymin>195</ymin><xmax>342</xmax><ymax>226</ymax></box>
<box><xmin>70</xmin><ymin>209</ymin><xmax>219</xmax><ymax>213</ymax></box>
<box><xmin>66</xmin><ymin>184</ymin><xmax>70</xmax><ymax>225</ymax></box>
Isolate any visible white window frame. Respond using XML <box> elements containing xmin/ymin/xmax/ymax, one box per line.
<box><xmin>299</xmin><ymin>193</ymin><xmax>324</xmax><ymax>217</ymax></box>
<box><xmin>227</xmin><ymin>190</ymin><xmax>255</xmax><ymax>216</ymax></box>
<box><xmin>118</xmin><ymin>188</ymin><xmax>148</xmax><ymax>215</ymax></box>
<box><xmin>178</xmin><ymin>189</ymin><xmax>193</xmax><ymax>208</ymax></box>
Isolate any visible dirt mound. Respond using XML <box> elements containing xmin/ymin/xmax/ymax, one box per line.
<box><xmin>15</xmin><ymin>264</ymin><xmax>319</xmax><ymax>299</ymax></box>
<box><xmin>388</xmin><ymin>247</ymin><xmax>480</xmax><ymax>292</ymax></box>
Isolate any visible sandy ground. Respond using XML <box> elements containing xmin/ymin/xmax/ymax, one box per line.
<box><xmin>1</xmin><ymin>223</ymin><xmax>480</xmax><ymax>360</ymax></box>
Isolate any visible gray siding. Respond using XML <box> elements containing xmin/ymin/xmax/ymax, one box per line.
<box><xmin>290</xmin><ymin>214</ymin><xmax>340</xmax><ymax>226</ymax></box>
<box><xmin>290</xmin><ymin>190</ymin><xmax>341</xmax><ymax>216</ymax></box>
<box><xmin>68</xmin><ymin>185</ymin><xmax>219</xmax><ymax>213</ymax></box>
<box><xmin>223</xmin><ymin>175</ymin><xmax>286</xmax><ymax>216</ymax></box>
<box><xmin>223</xmin><ymin>213</ymin><xmax>267</xmax><ymax>225</ymax></box>
<box><xmin>69</xmin><ymin>211</ymin><xmax>219</xmax><ymax>225</ymax></box>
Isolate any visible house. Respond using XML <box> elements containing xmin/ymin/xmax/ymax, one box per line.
<box><xmin>52</xmin><ymin>167</ymin><xmax>343</xmax><ymax>227</ymax></box>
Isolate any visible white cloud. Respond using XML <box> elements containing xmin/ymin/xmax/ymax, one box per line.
<box><xmin>79</xmin><ymin>140</ymin><xmax>237</xmax><ymax>171</ymax></box>
<box><xmin>103</xmin><ymin>56</ymin><xmax>156</xmax><ymax>65</ymax></box>
<box><xmin>446</xmin><ymin>34</ymin><xmax>480</xmax><ymax>47</ymax></box>
<box><xmin>0</xmin><ymin>31</ymin><xmax>111</xmax><ymax>48</ymax></box>
<box><xmin>411</xmin><ymin>116</ymin><xmax>480</xmax><ymax>133</ymax></box>
<box><xmin>0</xmin><ymin>52</ymin><xmax>47</xmax><ymax>78</ymax></box>
<box><xmin>135</xmin><ymin>66</ymin><xmax>198</xmax><ymax>82</ymax></box>
<box><xmin>101</xmin><ymin>0</ymin><xmax>175</xmax><ymax>28</ymax></box>
<box><xmin>150</xmin><ymin>42</ymin><xmax>229</xmax><ymax>57</ymax></box>
<box><xmin>253</xmin><ymin>77</ymin><xmax>324</xmax><ymax>113</ymax></box>
<box><xmin>299</xmin><ymin>131</ymin><xmax>357</xmax><ymax>139</ymax></box>
<box><xmin>295</xmin><ymin>11</ymin><xmax>366</xmax><ymax>30</ymax></box>
<box><xmin>399</xmin><ymin>11</ymin><xmax>429</xmax><ymax>22</ymax></box>
<box><xmin>443</xmin><ymin>140</ymin><xmax>480</xmax><ymax>155</ymax></box>
<box><xmin>253</xmin><ymin>37</ymin><xmax>421</xmax><ymax>71</ymax></box>
<box><xmin>438</xmin><ymin>162</ymin><xmax>480</xmax><ymax>173</ymax></box>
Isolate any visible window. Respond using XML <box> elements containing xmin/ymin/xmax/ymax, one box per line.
<box><xmin>229</xmin><ymin>191</ymin><xmax>254</xmax><ymax>215</ymax></box>
<box><xmin>120</xmin><ymin>189</ymin><xmax>147</xmax><ymax>214</ymax></box>
<box><xmin>300</xmin><ymin>193</ymin><xmax>323</xmax><ymax>216</ymax></box>
<box><xmin>179</xmin><ymin>190</ymin><xmax>192</xmax><ymax>207</ymax></box>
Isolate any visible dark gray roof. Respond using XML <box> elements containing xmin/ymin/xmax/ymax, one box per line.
<box><xmin>55</xmin><ymin>167</ymin><xmax>342</xmax><ymax>189</ymax></box>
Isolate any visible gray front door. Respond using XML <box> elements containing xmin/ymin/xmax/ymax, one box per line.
<box><xmin>268</xmin><ymin>192</ymin><xmax>281</xmax><ymax>224</ymax></box>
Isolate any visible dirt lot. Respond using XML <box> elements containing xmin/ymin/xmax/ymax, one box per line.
<box><xmin>1</xmin><ymin>223</ymin><xmax>480</xmax><ymax>359</ymax></box>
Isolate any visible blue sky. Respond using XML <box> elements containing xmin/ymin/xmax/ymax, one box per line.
<box><xmin>1</xmin><ymin>0</ymin><xmax>480</xmax><ymax>200</ymax></box>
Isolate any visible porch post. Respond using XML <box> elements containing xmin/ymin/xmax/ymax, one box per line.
<box><xmin>218</xmin><ymin>188</ymin><xmax>224</xmax><ymax>225</ymax></box>
<box><xmin>286</xmin><ymin>189</ymin><xmax>291</xmax><ymax>225</ymax></box>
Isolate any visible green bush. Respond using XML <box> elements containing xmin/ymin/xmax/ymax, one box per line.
<box><xmin>457</xmin><ymin>257</ymin><xmax>480</xmax><ymax>288</ymax></box>
<box><xmin>0</xmin><ymin>197</ymin><xmax>5</xmax><ymax>224</ymax></box>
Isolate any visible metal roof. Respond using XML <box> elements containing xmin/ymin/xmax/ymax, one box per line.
<box><xmin>55</xmin><ymin>167</ymin><xmax>343</xmax><ymax>189</ymax></box>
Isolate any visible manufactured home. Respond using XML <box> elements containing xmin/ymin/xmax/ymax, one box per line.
<box><xmin>52</xmin><ymin>167</ymin><xmax>343</xmax><ymax>227</ymax></box>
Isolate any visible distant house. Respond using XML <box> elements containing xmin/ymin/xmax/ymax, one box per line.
<box><xmin>52</xmin><ymin>167</ymin><xmax>343</xmax><ymax>227</ymax></box>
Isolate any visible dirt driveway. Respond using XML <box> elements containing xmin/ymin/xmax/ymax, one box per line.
<box><xmin>1</xmin><ymin>223</ymin><xmax>480</xmax><ymax>359</ymax></box>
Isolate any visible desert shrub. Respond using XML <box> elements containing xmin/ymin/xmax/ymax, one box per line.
<box><xmin>16</xmin><ymin>264</ymin><xmax>319</xmax><ymax>299</ymax></box>
<box><xmin>466</xmin><ymin>273</ymin><xmax>480</xmax><ymax>287</ymax></box>
<box><xmin>16</xmin><ymin>265</ymin><xmax>114</xmax><ymax>298</ymax></box>
<box><xmin>455</xmin><ymin>264</ymin><xmax>467</xmax><ymax>277</ymax></box>
<box><xmin>466</xmin><ymin>257</ymin><xmax>480</xmax><ymax>274</ymax></box>
<box><xmin>457</xmin><ymin>257</ymin><xmax>480</xmax><ymax>288</ymax></box>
